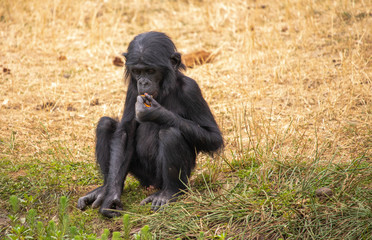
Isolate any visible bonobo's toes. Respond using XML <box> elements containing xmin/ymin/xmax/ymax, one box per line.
<box><xmin>140</xmin><ymin>195</ymin><xmax>154</xmax><ymax>205</ymax></box>
<box><xmin>151</xmin><ymin>198</ymin><xmax>168</xmax><ymax>211</ymax></box>
<box><xmin>140</xmin><ymin>190</ymin><xmax>178</xmax><ymax>211</ymax></box>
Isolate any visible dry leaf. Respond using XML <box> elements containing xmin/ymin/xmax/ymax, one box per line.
<box><xmin>58</xmin><ymin>55</ymin><xmax>67</xmax><ymax>61</ymax></box>
<box><xmin>182</xmin><ymin>50</ymin><xmax>215</xmax><ymax>68</ymax></box>
<box><xmin>2</xmin><ymin>67</ymin><xmax>11</xmax><ymax>74</ymax></box>
<box><xmin>113</xmin><ymin>56</ymin><xmax>124</xmax><ymax>67</ymax></box>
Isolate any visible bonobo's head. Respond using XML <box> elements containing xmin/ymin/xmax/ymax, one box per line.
<box><xmin>123</xmin><ymin>32</ymin><xmax>185</xmax><ymax>99</ymax></box>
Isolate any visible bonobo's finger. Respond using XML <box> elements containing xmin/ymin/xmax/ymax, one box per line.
<box><xmin>135</xmin><ymin>101</ymin><xmax>143</xmax><ymax>110</ymax></box>
<box><xmin>91</xmin><ymin>195</ymin><xmax>104</xmax><ymax>209</ymax></box>
<box><xmin>77</xmin><ymin>197</ymin><xmax>87</xmax><ymax>210</ymax></box>
<box><xmin>77</xmin><ymin>185</ymin><xmax>106</xmax><ymax>210</ymax></box>
<box><xmin>100</xmin><ymin>208</ymin><xmax>122</xmax><ymax>218</ymax></box>
<box><xmin>139</xmin><ymin>93</ymin><xmax>152</xmax><ymax>107</ymax></box>
<box><xmin>143</xmin><ymin>93</ymin><xmax>153</xmax><ymax>102</ymax></box>
<box><xmin>145</xmin><ymin>93</ymin><xmax>160</xmax><ymax>106</ymax></box>
<box><xmin>114</xmin><ymin>199</ymin><xmax>124</xmax><ymax>210</ymax></box>
<box><xmin>135</xmin><ymin>101</ymin><xmax>145</xmax><ymax>116</ymax></box>
<box><xmin>100</xmin><ymin>199</ymin><xmax>123</xmax><ymax>218</ymax></box>
<box><xmin>77</xmin><ymin>194</ymin><xmax>95</xmax><ymax>210</ymax></box>
<box><xmin>136</xmin><ymin>95</ymin><xmax>144</xmax><ymax>103</ymax></box>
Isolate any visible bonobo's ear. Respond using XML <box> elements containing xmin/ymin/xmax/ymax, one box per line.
<box><xmin>170</xmin><ymin>52</ymin><xmax>181</xmax><ymax>70</ymax></box>
<box><xmin>121</xmin><ymin>52</ymin><xmax>128</xmax><ymax>59</ymax></box>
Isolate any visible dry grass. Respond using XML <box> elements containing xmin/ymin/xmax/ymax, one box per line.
<box><xmin>1</xmin><ymin>0</ymin><xmax>371</xmax><ymax>164</ymax></box>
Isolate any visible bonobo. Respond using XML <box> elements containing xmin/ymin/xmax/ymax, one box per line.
<box><xmin>77</xmin><ymin>31</ymin><xmax>223</xmax><ymax>217</ymax></box>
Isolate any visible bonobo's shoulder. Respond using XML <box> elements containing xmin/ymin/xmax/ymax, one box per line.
<box><xmin>178</xmin><ymin>75</ymin><xmax>202</xmax><ymax>93</ymax></box>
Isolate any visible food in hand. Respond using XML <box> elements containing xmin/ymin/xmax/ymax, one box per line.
<box><xmin>141</xmin><ymin>94</ymin><xmax>152</xmax><ymax>107</ymax></box>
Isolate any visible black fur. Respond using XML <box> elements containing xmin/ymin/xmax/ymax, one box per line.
<box><xmin>77</xmin><ymin>32</ymin><xmax>223</xmax><ymax>217</ymax></box>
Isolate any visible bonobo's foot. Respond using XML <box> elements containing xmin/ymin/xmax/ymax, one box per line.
<box><xmin>77</xmin><ymin>185</ymin><xmax>106</xmax><ymax>210</ymax></box>
<box><xmin>140</xmin><ymin>189</ymin><xmax>180</xmax><ymax>211</ymax></box>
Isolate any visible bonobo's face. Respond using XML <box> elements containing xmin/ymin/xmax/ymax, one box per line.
<box><xmin>130</xmin><ymin>64</ymin><xmax>163</xmax><ymax>98</ymax></box>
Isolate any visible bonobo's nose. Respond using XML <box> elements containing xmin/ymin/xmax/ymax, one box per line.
<box><xmin>138</xmin><ymin>78</ymin><xmax>152</xmax><ymax>93</ymax></box>
<box><xmin>139</xmin><ymin>78</ymin><xmax>151</xmax><ymax>86</ymax></box>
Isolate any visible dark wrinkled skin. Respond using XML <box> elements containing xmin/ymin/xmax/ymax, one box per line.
<box><xmin>77</xmin><ymin>31</ymin><xmax>223</xmax><ymax>217</ymax></box>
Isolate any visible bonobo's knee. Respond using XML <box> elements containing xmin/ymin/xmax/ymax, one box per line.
<box><xmin>159</xmin><ymin>127</ymin><xmax>193</xmax><ymax>159</ymax></box>
<box><xmin>97</xmin><ymin>117</ymin><xmax>117</xmax><ymax>134</ymax></box>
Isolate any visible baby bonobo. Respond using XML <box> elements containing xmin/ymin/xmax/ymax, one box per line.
<box><xmin>77</xmin><ymin>31</ymin><xmax>223</xmax><ymax>218</ymax></box>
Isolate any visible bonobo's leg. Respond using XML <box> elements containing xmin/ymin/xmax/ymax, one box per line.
<box><xmin>140</xmin><ymin>127</ymin><xmax>196</xmax><ymax>210</ymax></box>
<box><xmin>77</xmin><ymin>117</ymin><xmax>117</xmax><ymax>210</ymax></box>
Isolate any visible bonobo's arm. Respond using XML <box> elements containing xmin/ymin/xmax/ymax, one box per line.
<box><xmin>77</xmin><ymin>126</ymin><xmax>128</xmax><ymax>218</ymax></box>
<box><xmin>98</xmin><ymin>127</ymin><xmax>126</xmax><ymax>217</ymax></box>
<box><xmin>135</xmin><ymin>77</ymin><xmax>223</xmax><ymax>153</ymax></box>
<box><xmin>99</xmin><ymin>87</ymin><xmax>138</xmax><ymax>218</ymax></box>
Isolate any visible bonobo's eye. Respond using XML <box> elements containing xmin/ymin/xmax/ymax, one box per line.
<box><xmin>146</xmin><ymin>69</ymin><xmax>156</xmax><ymax>75</ymax></box>
<box><xmin>132</xmin><ymin>69</ymin><xmax>141</xmax><ymax>75</ymax></box>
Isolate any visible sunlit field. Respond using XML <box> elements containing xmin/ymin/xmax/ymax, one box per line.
<box><xmin>0</xmin><ymin>0</ymin><xmax>371</xmax><ymax>239</ymax></box>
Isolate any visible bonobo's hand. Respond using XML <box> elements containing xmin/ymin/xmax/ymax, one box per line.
<box><xmin>135</xmin><ymin>93</ymin><xmax>162</xmax><ymax>123</ymax></box>
<box><xmin>77</xmin><ymin>186</ymin><xmax>123</xmax><ymax>218</ymax></box>
<box><xmin>99</xmin><ymin>194</ymin><xmax>123</xmax><ymax>218</ymax></box>
<box><xmin>77</xmin><ymin>185</ymin><xmax>106</xmax><ymax>210</ymax></box>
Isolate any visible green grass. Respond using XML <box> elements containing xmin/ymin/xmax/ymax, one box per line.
<box><xmin>1</xmin><ymin>134</ymin><xmax>370</xmax><ymax>239</ymax></box>
<box><xmin>0</xmin><ymin>106</ymin><xmax>370</xmax><ymax>239</ymax></box>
